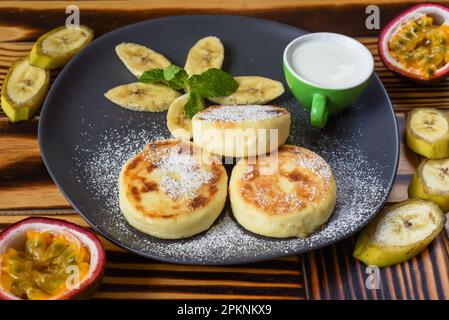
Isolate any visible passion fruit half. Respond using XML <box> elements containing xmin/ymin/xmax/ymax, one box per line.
<box><xmin>379</xmin><ymin>3</ymin><xmax>449</xmax><ymax>81</ymax></box>
<box><xmin>0</xmin><ymin>217</ymin><xmax>105</xmax><ymax>300</ymax></box>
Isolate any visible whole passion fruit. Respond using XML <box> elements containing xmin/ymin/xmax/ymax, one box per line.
<box><xmin>379</xmin><ymin>3</ymin><xmax>449</xmax><ymax>81</ymax></box>
<box><xmin>0</xmin><ymin>217</ymin><xmax>105</xmax><ymax>300</ymax></box>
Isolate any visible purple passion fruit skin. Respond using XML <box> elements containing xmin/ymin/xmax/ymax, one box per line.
<box><xmin>379</xmin><ymin>3</ymin><xmax>449</xmax><ymax>82</ymax></box>
<box><xmin>0</xmin><ymin>217</ymin><xmax>105</xmax><ymax>300</ymax></box>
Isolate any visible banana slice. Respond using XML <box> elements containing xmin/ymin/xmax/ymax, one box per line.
<box><xmin>1</xmin><ymin>58</ymin><xmax>50</xmax><ymax>122</ymax></box>
<box><xmin>115</xmin><ymin>43</ymin><xmax>171</xmax><ymax>77</ymax></box>
<box><xmin>29</xmin><ymin>25</ymin><xmax>94</xmax><ymax>69</ymax></box>
<box><xmin>406</xmin><ymin>108</ymin><xmax>449</xmax><ymax>159</ymax></box>
<box><xmin>167</xmin><ymin>94</ymin><xmax>204</xmax><ymax>140</ymax></box>
<box><xmin>208</xmin><ymin>76</ymin><xmax>284</xmax><ymax>105</ymax></box>
<box><xmin>408</xmin><ymin>158</ymin><xmax>449</xmax><ymax>212</ymax></box>
<box><xmin>353</xmin><ymin>199</ymin><xmax>446</xmax><ymax>267</ymax></box>
<box><xmin>104</xmin><ymin>82</ymin><xmax>181</xmax><ymax>112</ymax></box>
<box><xmin>184</xmin><ymin>36</ymin><xmax>224</xmax><ymax>75</ymax></box>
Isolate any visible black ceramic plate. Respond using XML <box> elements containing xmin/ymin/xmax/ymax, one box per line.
<box><xmin>39</xmin><ymin>15</ymin><xmax>399</xmax><ymax>265</ymax></box>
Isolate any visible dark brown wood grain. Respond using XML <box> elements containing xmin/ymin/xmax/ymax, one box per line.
<box><xmin>0</xmin><ymin>1</ymin><xmax>430</xmax><ymax>42</ymax></box>
<box><xmin>302</xmin><ymin>234</ymin><xmax>449</xmax><ymax>300</ymax></box>
<box><xmin>0</xmin><ymin>118</ymin><xmax>70</xmax><ymax>209</ymax></box>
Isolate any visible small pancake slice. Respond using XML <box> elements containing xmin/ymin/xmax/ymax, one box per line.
<box><xmin>192</xmin><ymin>105</ymin><xmax>291</xmax><ymax>157</ymax></box>
<box><xmin>119</xmin><ymin>139</ymin><xmax>228</xmax><ymax>239</ymax></box>
<box><xmin>229</xmin><ymin>145</ymin><xmax>337</xmax><ymax>238</ymax></box>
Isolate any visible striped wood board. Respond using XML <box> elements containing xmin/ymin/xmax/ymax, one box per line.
<box><xmin>0</xmin><ymin>1</ymin><xmax>448</xmax><ymax>299</ymax></box>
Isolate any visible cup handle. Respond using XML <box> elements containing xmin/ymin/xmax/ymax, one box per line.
<box><xmin>310</xmin><ymin>93</ymin><xmax>328</xmax><ymax>129</ymax></box>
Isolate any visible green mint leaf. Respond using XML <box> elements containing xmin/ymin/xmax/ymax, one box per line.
<box><xmin>163</xmin><ymin>64</ymin><xmax>188</xmax><ymax>90</ymax></box>
<box><xmin>163</xmin><ymin>64</ymin><xmax>183</xmax><ymax>80</ymax></box>
<box><xmin>139</xmin><ymin>65</ymin><xmax>187</xmax><ymax>90</ymax></box>
<box><xmin>139</xmin><ymin>68</ymin><xmax>165</xmax><ymax>83</ymax></box>
<box><xmin>187</xmin><ymin>68</ymin><xmax>238</xmax><ymax>98</ymax></box>
<box><xmin>184</xmin><ymin>92</ymin><xmax>204</xmax><ymax>118</ymax></box>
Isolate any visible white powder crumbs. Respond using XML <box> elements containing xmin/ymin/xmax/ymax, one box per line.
<box><xmin>71</xmin><ymin>98</ymin><xmax>391</xmax><ymax>264</ymax></box>
<box><xmin>295</xmin><ymin>152</ymin><xmax>332</xmax><ymax>183</ymax></box>
<box><xmin>155</xmin><ymin>149</ymin><xmax>213</xmax><ymax>200</ymax></box>
<box><xmin>196</xmin><ymin>105</ymin><xmax>285</xmax><ymax>122</ymax></box>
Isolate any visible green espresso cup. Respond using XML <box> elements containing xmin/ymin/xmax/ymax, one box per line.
<box><xmin>283</xmin><ymin>33</ymin><xmax>374</xmax><ymax>128</ymax></box>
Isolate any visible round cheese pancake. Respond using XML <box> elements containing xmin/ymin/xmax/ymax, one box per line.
<box><xmin>119</xmin><ymin>140</ymin><xmax>228</xmax><ymax>239</ymax></box>
<box><xmin>229</xmin><ymin>145</ymin><xmax>336</xmax><ymax>238</ymax></box>
<box><xmin>192</xmin><ymin>105</ymin><xmax>290</xmax><ymax>157</ymax></box>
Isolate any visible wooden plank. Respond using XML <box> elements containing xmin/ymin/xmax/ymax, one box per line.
<box><xmin>0</xmin><ymin>118</ymin><xmax>70</xmax><ymax>209</ymax></box>
<box><xmin>92</xmin><ymin>292</ymin><xmax>299</xmax><ymax>300</ymax></box>
<box><xmin>0</xmin><ymin>1</ymin><xmax>430</xmax><ymax>42</ymax></box>
<box><xmin>0</xmin><ymin>214</ymin><xmax>305</xmax><ymax>300</ymax></box>
<box><xmin>0</xmin><ymin>14</ymin><xmax>448</xmax><ymax>300</ymax></box>
<box><xmin>302</xmin><ymin>233</ymin><xmax>449</xmax><ymax>300</ymax></box>
<box><xmin>386</xmin><ymin>112</ymin><xmax>419</xmax><ymax>203</ymax></box>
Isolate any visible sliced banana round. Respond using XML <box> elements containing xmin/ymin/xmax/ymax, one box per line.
<box><xmin>353</xmin><ymin>199</ymin><xmax>446</xmax><ymax>267</ymax></box>
<box><xmin>406</xmin><ymin>108</ymin><xmax>449</xmax><ymax>159</ymax></box>
<box><xmin>104</xmin><ymin>82</ymin><xmax>181</xmax><ymax>112</ymax></box>
<box><xmin>115</xmin><ymin>43</ymin><xmax>171</xmax><ymax>77</ymax></box>
<box><xmin>184</xmin><ymin>36</ymin><xmax>224</xmax><ymax>76</ymax></box>
<box><xmin>409</xmin><ymin>158</ymin><xmax>449</xmax><ymax>212</ymax></box>
<box><xmin>208</xmin><ymin>76</ymin><xmax>285</xmax><ymax>105</ymax></box>
<box><xmin>1</xmin><ymin>58</ymin><xmax>50</xmax><ymax>122</ymax></box>
<box><xmin>167</xmin><ymin>94</ymin><xmax>204</xmax><ymax>140</ymax></box>
<box><xmin>29</xmin><ymin>25</ymin><xmax>94</xmax><ymax>69</ymax></box>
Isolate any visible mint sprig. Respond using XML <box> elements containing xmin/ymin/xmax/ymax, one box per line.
<box><xmin>163</xmin><ymin>65</ymin><xmax>188</xmax><ymax>90</ymax></box>
<box><xmin>184</xmin><ymin>92</ymin><xmax>203</xmax><ymax>118</ymax></box>
<box><xmin>188</xmin><ymin>69</ymin><xmax>237</xmax><ymax>98</ymax></box>
<box><xmin>139</xmin><ymin>66</ymin><xmax>186</xmax><ymax>90</ymax></box>
<box><xmin>139</xmin><ymin>65</ymin><xmax>238</xmax><ymax>118</ymax></box>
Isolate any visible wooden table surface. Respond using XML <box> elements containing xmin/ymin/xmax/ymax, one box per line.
<box><xmin>0</xmin><ymin>0</ymin><xmax>448</xmax><ymax>300</ymax></box>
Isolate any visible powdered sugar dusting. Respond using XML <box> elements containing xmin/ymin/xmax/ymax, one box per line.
<box><xmin>155</xmin><ymin>148</ymin><xmax>213</xmax><ymax>200</ymax></box>
<box><xmin>71</xmin><ymin>98</ymin><xmax>391</xmax><ymax>264</ymax></box>
<box><xmin>295</xmin><ymin>149</ymin><xmax>333</xmax><ymax>183</ymax></box>
<box><xmin>195</xmin><ymin>105</ymin><xmax>286</xmax><ymax>122</ymax></box>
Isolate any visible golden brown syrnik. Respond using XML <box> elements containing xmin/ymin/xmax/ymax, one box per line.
<box><xmin>229</xmin><ymin>145</ymin><xmax>336</xmax><ymax>238</ymax></box>
<box><xmin>119</xmin><ymin>140</ymin><xmax>228</xmax><ymax>239</ymax></box>
<box><xmin>192</xmin><ymin>105</ymin><xmax>291</xmax><ymax>158</ymax></box>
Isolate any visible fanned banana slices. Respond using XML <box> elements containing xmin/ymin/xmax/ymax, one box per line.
<box><xmin>185</xmin><ymin>36</ymin><xmax>224</xmax><ymax>75</ymax></box>
<box><xmin>406</xmin><ymin>108</ymin><xmax>449</xmax><ymax>159</ymax></box>
<box><xmin>208</xmin><ymin>76</ymin><xmax>284</xmax><ymax>105</ymax></box>
<box><xmin>104</xmin><ymin>82</ymin><xmax>180</xmax><ymax>112</ymax></box>
<box><xmin>106</xmin><ymin>36</ymin><xmax>285</xmax><ymax>113</ymax></box>
<box><xmin>409</xmin><ymin>157</ymin><xmax>449</xmax><ymax>212</ymax></box>
<box><xmin>116</xmin><ymin>43</ymin><xmax>171</xmax><ymax>77</ymax></box>
<box><xmin>30</xmin><ymin>25</ymin><xmax>94</xmax><ymax>69</ymax></box>
<box><xmin>353</xmin><ymin>199</ymin><xmax>446</xmax><ymax>267</ymax></box>
<box><xmin>1</xmin><ymin>58</ymin><xmax>50</xmax><ymax>122</ymax></box>
<box><xmin>167</xmin><ymin>94</ymin><xmax>204</xmax><ymax>140</ymax></box>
